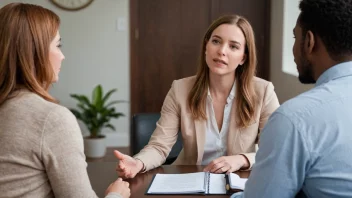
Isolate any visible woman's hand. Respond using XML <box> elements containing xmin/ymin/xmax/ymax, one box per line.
<box><xmin>105</xmin><ymin>178</ymin><xmax>131</xmax><ymax>198</ymax></box>
<box><xmin>203</xmin><ymin>155</ymin><xmax>249</xmax><ymax>174</ymax></box>
<box><xmin>114</xmin><ymin>150</ymin><xmax>144</xmax><ymax>179</ymax></box>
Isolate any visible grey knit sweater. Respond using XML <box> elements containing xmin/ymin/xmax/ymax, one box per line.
<box><xmin>0</xmin><ymin>91</ymin><xmax>121</xmax><ymax>198</ymax></box>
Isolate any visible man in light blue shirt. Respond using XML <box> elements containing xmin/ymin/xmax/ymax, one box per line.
<box><xmin>231</xmin><ymin>0</ymin><xmax>352</xmax><ymax>197</ymax></box>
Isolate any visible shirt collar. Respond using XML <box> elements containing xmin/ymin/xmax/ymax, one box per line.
<box><xmin>207</xmin><ymin>81</ymin><xmax>236</xmax><ymax>103</ymax></box>
<box><xmin>316</xmin><ymin>61</ymin><xmax>352</xmax><ymax>86</ymax></box>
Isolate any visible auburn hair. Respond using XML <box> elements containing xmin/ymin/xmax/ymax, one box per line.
<box><xmin>0</xmin><ymin>3</ymin><xmax>60</xmax><ymax>105</ymax></box>
<box><xmin>187</xmin><ymin>15</ymin><xmax>257</xmax><ymax>127</ymax></box>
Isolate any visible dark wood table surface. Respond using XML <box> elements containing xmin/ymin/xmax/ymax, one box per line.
<box><xmin>87</xmin><ymin>162</ymin><xmax>250</xmax><ymax>198</ymax></box>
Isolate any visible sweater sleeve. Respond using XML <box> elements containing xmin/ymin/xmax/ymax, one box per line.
<box><xmin>41</xmin><ymin>106</ymin><xmax>98</xmax><ymax>198</ymax></box>
<box><xmin>105</xmin><ymin>192</ymin><xmax>123</xmax><ymax>198</ymax></box>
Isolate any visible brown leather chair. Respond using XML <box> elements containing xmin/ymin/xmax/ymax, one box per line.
<box><xmin>130</xmin><ymin>113</ymin><xmax>183</xmax><ymax>164</ymax></box>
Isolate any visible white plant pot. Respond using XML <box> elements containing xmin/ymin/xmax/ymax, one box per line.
<box><xmin>84</xmin><ymin>137</ymin><xmax>106</xmax><ymax>158</ymax></box>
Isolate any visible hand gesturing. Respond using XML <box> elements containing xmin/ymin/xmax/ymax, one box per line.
<box><xmin>114</xmin><ymin>150</ymin><xmax>144</xmax><ymax>179</ymax></box>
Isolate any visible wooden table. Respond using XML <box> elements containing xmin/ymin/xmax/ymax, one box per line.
<box><xmin>87</xmin><ymin>162</ymin><xmax>250</xmax><ymax>198</ymax></box>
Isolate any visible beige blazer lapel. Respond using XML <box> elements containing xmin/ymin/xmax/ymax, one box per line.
<box><xmin>227</xmin><ymin>102</ymin><xmax>241</xmax><ymax>156</ymax></box>
<box><xmin>194</xmin><ymin>118</ymin><xmax>206</xmax><ymax>164</ymax></box>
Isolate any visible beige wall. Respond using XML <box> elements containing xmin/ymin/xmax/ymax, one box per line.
<box><xmin>270</xmin><ymin>0</ymin><xmax>313</xmax><ymax>103</ymax></box>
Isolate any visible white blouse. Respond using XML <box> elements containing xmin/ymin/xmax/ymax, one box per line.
<box><xmin>201</xmin><ymin>82</ymin><xmax>235</xmax><ymax>165</ymax></box>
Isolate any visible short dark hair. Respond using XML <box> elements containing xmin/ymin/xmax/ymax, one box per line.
<box><xmin>298</xmin><ymin>0</ymin><xmax>352</xmax><ymax>60</ymax></box>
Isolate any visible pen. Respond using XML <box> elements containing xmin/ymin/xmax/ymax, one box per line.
<box><xmin>225</xmin><ymin>174</ymin><xmax>230</xmax><ymax>193</ymax></box>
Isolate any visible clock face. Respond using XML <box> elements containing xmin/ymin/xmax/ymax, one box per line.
<box><xmin>50</xmin><ymin>0</ymin><xmax>94</xmax><ymax>11</ymax></box>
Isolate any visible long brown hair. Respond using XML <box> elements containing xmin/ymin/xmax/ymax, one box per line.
<box><xmin>187</xmin><ymin>15</ymin><xmax>257</xmax><ymax>127</ymax></box>
<box><xmin>0</xmin><ymin>3</ymin><xmax>60</xmax><ymax>105</ymax></box>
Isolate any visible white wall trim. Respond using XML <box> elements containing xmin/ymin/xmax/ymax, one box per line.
<box><xmin>281</xmin><ymin>0</ymin><xmax>300</xmax><ymax>77</ymax></box>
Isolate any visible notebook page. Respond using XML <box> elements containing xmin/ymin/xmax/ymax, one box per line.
<box><xmin>229</xmin><ymin>173</ymin><xmax>247</xmax><ymax>190</ymax></box>
<box><xmin>208</xmin><ymin>173</ymin><xmax>227</xmax><ymax>194</ymax></box>
<box><xmin>147</xmin><ymin>172</ymin><xmax>206</xmax><ymax>194</ymax></box>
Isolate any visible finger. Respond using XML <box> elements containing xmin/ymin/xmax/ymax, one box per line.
<box><xmin>214</xmin><ymin>162</ymin><xmax>231</xmax><ymax>173</ymax></box>
<box><xmin>116</xmin><ymin>165</ymin><xmax>126</xmax><ymax>173</ymax></box>
<box><xmin>215</xmin><ymin>166</ymin><xmax>228</xmax><ymax>174</ymax></box>
<box><xmin>125</xmin><ymin>172</ymin><xmax>133</xmax><ymax>179</ymax></box>
<box><xmin>123</xmin><ymin>170</ymin><xmax>133</xmax><ymax>179</ymax></box>
<box><xmin>204</xmin><ymin>159</ymin><xmax>217</xmax><ymax>171</ymax></box>
<box><xmin>213</xmin><ymin>166</ymin><xmax>222</xmax><ymax>174</ymax></box>
<box><xmin>203</xmin><ymin>164</ymin><xmax>211</xmax><ymax>172</ymax></box>
<box><xmin>209</xmin><ymin>163</ymin><xmax>224</xmax><ymax>173</ymax></box>
<box><xmin>114</xmin><ymin>150</ymin><xmax>125</xmax><ymax>160</ymax></box>
<box><xmin>224</xmin><ymin>163</ymin><xmax>234</xmax><ymax>174</ymax></box>
<box><xmin>116</xmin><ymin>170</ymin><xmax>128</xmax><ymax>178</ymax></box>
<box><xmin>204</xmin><ymin>160</ymin><xmax>219</xmax><ymax>172</ymax></box>
<box><xmin>208</xmin><ymin>158</ymin><xmax>227</xmax><ymax>172</ymax></box>
<box><xmin>227</xmin><ymin>165</ymin><xmax>237</xmax><ymax>174</ymax></box>
<box><xmin>124</xmin><ymin>181</ymin><xmax>130</xmax><ymax>187</ymax></box>
<box><xmin>116</xmin><ymin>167</ymin><xmax>125</xmax><ymax>174</ymax></box>
<box><xmin>117</xmin><ymin>162</ymin><xmax>126</xmax><ymax>170</ymax></box>
<box><xmin>117</xmin><ymin>178</ymin><xmax>123</xmax><ymax>182</ymax></box>
<box><xmin>116</xmin><ymin>164</ymin><xmax>123</xmax><ymax>169</ymax></box>
<box><xmin>118</xmin><ymin>174</ymin><xmax>128</xmax><ymax>179</ymax></box>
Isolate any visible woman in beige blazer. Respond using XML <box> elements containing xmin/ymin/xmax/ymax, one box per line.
<box><xmin>115</xmin><ymin>14</ymin><xmax>280</xmax><ymax>178</ymax></box>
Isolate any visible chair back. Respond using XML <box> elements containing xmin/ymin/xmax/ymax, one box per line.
<box><xmin>130</xmin><ymin>113</ymin><xmax>183</xmax><ymax>164</ymax></box>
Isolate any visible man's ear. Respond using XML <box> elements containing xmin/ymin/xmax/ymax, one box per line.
<box><xmin>305</xmin><ymin>30</ymin><xmax>315</xmax><ymax>54</ymax></box>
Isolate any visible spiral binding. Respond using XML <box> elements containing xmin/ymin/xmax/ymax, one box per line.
<box><xmin>206</xmin><ymin>172</ymin><xmax>210</xmax><ymax>194</ymax></box>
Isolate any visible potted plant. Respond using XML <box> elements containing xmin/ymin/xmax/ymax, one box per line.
<box><xmin>70</xmin><ymin>84</ymin><xmax>125</xmax><ymax>158</ymax></box>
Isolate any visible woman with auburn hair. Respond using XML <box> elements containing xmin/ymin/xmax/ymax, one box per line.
<box><xmin>115</xmin><ymin>15</ymin><xmax>280</xmax><ymax>178</ymax></box>
<box><xmin>0</xmin><ymin>3</ymin><xmax>129</xmax><ymax>198</ymax></box>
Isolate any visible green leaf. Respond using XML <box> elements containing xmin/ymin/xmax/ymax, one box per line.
<box><xmin>102</xmin><ymin>89</ymin><xmax>117</xmax><ymax>105</ymax></box>
<box><xmin>106</xmin><ymin>100</ymin><xmax>127</xmax><ymax>108</ymax></box>
<box><xmin>105</xmin><ymin>124</ymin><xmax>116</xmax><ymax>131</ymax></box>
<box><xmin>70</xmin><ymin>94</ymin><xmax>91</xmax><ymax>106</ymax></box>
<box><xmin>111</xmin><ymin>112</ymin><xmax>125</xmax><ymax>118</ymax></box>
<box><xmin>92</xmin><ymin>85</ymin><xmax>103</xmax><ymax>108</ymax></box>
<box><xmin>69</xmin><ymin>85</ymin><xmax>126</xmax><ymax>137</ymax></box>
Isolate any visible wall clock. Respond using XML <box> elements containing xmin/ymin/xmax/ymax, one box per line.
<box><xmin>50</xmin><ymin>0</ymin><xmax>94</xmax><ymax>11</ymax></box>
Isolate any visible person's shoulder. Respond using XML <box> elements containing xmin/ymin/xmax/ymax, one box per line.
<box><xmin>13</xmin><ymin>91</ymin><xmax>57</xmax><ymax>113</ymax></box>
<box><xmin>251</xmin><ymin>77</ymin><xmax>275</xmax><ymax>98</ymax></box>
<box><xmin>171</xmin><ymin>76</ymin><xmax>196</xmax><ymax>92</ymax></box>
<box><xmin>47</xmin><ymin>103</ymin><xmax>76</xmax><ymax>124</ymax></box>
<box><xmin>173</xmin><ymin>76</ymin><xmax>196</xmax><ymax>86</ymax></box>
<box><xmin>275</xmin><ymin>88</ymin><xmax>321</xmax><ymax>119</ymax></box>
<box><xmin>16</xmin><ymin>91</ymin><xmax>75</xmax><ymax>125</ymax></box>
<box><xmin>252</xmin><ymin>77</ymin><xmax>272</xmax><ymax>90</ymax></box>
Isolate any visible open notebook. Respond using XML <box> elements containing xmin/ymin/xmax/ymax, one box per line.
<box><xmin>228</xmin><ymin>173</ymin><xmax>248</xmax><ymax>191</ymax></box>
<box><xmin>146</xmin><ymin>172</ymin><xmax>247</xmax><ymax>195</ymax></box>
